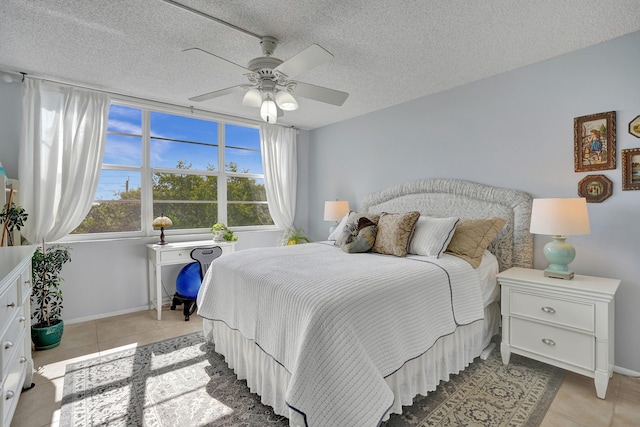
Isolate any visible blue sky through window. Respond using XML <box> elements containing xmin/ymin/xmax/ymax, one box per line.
<box><xmin>96</xmin><ymin>105</ymin><xmax>263</xmax><ymax>201</ymax></box>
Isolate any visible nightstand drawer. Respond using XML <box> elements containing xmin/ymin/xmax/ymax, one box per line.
<box><xmin>511</xmin><ymin>317</ymin><xmax>594</xmax><ymax>370</ymax></box>
<box><xmin>510</xmin><ymin>290</ymin><xmax>594</xmax><ymax>332</ymax></box>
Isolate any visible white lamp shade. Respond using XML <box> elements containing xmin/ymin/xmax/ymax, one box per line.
<box><xmin>242</xmin><ymin>88</ymin><xmax>262</xmax><ymax>107</ymax></box>
<box><xmin>260</xmin><ymin>95</ymin><xmax>278</xmax><ymax>123</ymax></box>
<box><xmin>324</xmin><ymin>201</ymin><xmax>350</xmax><ymax>221</ymax></box>
<box><xmin>530</xmin><ymin>198</ymin><xmax>590</xmax><ymax>236</ymax></box>
<box><xmin>275</xmin><ymin>90</ymin><xmax>299</xmax><ymax>111</ymax></box>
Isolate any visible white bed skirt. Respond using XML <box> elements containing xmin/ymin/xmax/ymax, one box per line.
<box><xmin>202</xmin><ymin>303</ymin><xmax>499</xmax><ymax>426</ymax></box>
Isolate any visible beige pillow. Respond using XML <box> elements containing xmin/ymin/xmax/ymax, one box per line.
<box><xmin>445</xmin><ymin>217</ymin><xmax>506</xmax><ymax>268</ymax></box>
<box><xmin>372</xmin><ymin>211</ymin><xmax>420</xmax><ymax>257</ymax></box>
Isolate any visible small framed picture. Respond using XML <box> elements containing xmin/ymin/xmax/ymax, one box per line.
<box><xmin>622</xmin><ymin>148</ymin><xmax>640</xmax><ymax>191</ymax></box>
<box><xmin>578</xmin><ymin>175</ymin><xmax>612</xmax><ymax>203</ymax></box>
<box><xmin>629</xmin><ymin>115</ymin><xmax>640</xmax><ymax>138</ymax></box>
<box><xmin>574</xmin><ymin>111</ymin><xmax>616</xmax><ymax>172</ymax></box>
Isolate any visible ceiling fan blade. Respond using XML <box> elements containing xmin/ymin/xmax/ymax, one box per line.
<box><xmin>274</xmin><ymin>44</ymin><xmax>333</xmax><ymax>78</ymax></box>
<box><xmin>183</xmin><ymin>48</ymin><xmax>252</xmax><ymax>76</ymax></box>
<box><xmin>189</xmin><ymin>84</ymin><xmax>250</xmax><ymax>102</ymax></box>
<box><xmin>291</xmin><ymin>82</ymin><xmax>349</xmax><ymax>106</ymax></box>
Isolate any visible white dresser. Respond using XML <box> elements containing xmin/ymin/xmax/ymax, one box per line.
<box><xmin>147</xmin><ymin>240</ymin><xmax>236</xmax><ymax>320</ymax></box>
<box><xmin>0</xmin><ymin>246</ymin><xmax>35</xmax><ymax>427</ymax></box>
<box><xmin>497</xmin><ymin>267</ymin><xmax>620</xmax><ymax>399</ymax></box>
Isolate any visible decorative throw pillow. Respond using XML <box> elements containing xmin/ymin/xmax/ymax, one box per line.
<box><xmin>338</xmin><ymin>217</ymin><xmax>377</xmax><ymax>253</ymax></box>
<box><xmin>332</xmin><ymin>211</ymin><xmax>380</xmax><ymax>245</ymax></box>
<box><xmin>445</xmin><ymin>217</ymin><xmax>506</xmax><ymax>268</ymax></box>
<box><xmin>408</xmin><ymin>216</ymin><xmax>460</xmax><ymax>258</ymax></box>
<box><xmin>372</xmin><ymin>211</ymin><xmax>420</xmax><ymax>257</ymax></box>
<box><xmin>328</xmin><ymin>211</ymin><xmax>352</xmax><ymax>240</ymax></box>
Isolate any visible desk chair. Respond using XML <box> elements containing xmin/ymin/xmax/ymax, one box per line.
<box><xmin>170</xmin><ymin>246</ymin><xmax>223</xmax><ymax>321</ymax></box>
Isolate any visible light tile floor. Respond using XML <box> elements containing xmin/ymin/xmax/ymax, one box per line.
<box><xmin>12</xmin><ymin>308</ymin><xmax>640</xmax><ymax>427</ymax></box>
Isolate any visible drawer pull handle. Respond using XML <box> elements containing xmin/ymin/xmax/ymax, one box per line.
<box><xmin>7</xmin><ymin>302</ymin><xmax>15</xmax><ymax>308</ymax></box>
<box><xmin>541</xmin><ymin>338</ymin><xmax>556</xmax><ymax>346</ymax></box>
<box><xmin>20</xmin><ymin>356</ymin><xmax>27</xmax><ymax>363</ymax></box>
<box><xmin>18</xmin><ymin>316</ymin><xmax>26</xmax><ymax>322</ymax></box>
<box><xmin>24</xmin><ymin>279</ymin><xmax>32</xmax><ymax>284</ymax></box>
<box><xmin>5</xmin><ymin>390</ymin><xmax>15</xmax><ymax>400</ymax></box>
<box><xmin>541</xmin><ymin>306</ymin><xmax>556</xmax><ymax>314</ymax></box>
<box><xmin>4</xmin><ymin>341</ymin><xmax>14</xmax><ymax>350</ymax></box>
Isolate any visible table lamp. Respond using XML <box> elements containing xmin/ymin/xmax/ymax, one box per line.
<box><xmin>152</xmin><ymin>214</ymin><xmax>173</xmax><ymax>245</ymax></box>
<box><xmin>529</xmin><ymin>198</ymin><xmax>590</xmax><ymax>279</ymax></box>
<box><xmin>324</xmin><ymin>201</ymin><xmax>349</xmax><ymax>235</ymax></box>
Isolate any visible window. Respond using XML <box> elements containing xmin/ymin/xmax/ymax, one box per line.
<box><xmin>72</xmin><ymin>102</ymin><xmax>273</xmax><ymax>237</ymax></box>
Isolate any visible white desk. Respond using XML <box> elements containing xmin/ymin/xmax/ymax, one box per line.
<box><xmin>147</xmin><ymin>240</ymin><xmax>235</xmax><ymax>320</ymax></box>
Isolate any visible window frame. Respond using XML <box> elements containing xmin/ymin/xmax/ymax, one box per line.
<box><xmin>62</xmin><ymin>96</ymin><xmax>276</xmax><ymax>242</ymax></box>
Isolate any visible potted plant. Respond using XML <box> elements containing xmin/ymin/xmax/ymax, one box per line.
<box><xmin>280</xmin><ymin>227</ymin><xmax>311</xmax><ymax>246</ymax></box>
<box><xmin>210</xmin><ymin>223</ymin><xmax>238</xmax><ymax>242</ymax></box>
<box><xmin>30</xmin><ymin>242</ymin><xmax>71</xmax><ymax>350</ymax></box>
<box><xmin>1</xmin><ymin>201</ymin><xmax>28</xmax><ymax>246</ymax></box>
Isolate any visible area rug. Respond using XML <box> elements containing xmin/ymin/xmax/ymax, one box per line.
<box><xmin>60</xmin><ymin>332</ymin><xmax>564</xmax><ymax>426</ymax></box>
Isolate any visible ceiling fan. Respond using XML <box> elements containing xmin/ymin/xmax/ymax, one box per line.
<box><xmin>184</xmin><ymin>36</ymin><xmax>349</xmax><ymax>124</ymax></box>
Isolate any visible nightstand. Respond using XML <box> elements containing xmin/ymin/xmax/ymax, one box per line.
<box><xmin>497</xmin><ymin>267</ymin><xmax>620</xmax><ymax>399</ymax></box>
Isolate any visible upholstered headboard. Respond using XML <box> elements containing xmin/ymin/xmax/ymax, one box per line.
<box><xmin>360</xmin><ymin>179</ymin><xmax>533</xmax><ymax>271</ymax></box>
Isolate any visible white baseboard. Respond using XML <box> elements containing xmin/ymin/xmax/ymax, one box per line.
<box><xmin>64</xmin><ymin>297</ymin><xmax>173</xmax><ymax>325</ymax></box>
<box><xmin>614</xmin><ymin>365</ymin><xmax>640</xmax><ymax>377</ymax></box>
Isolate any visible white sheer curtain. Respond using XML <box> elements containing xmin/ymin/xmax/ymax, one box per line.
<box><xmin>259</xmin><ymin>124</ymin><xmax>297</xmax><ymax>230</ymax></box>
<box><xmin>19</xmin><ymin>79</ymin><xmax>110</xmax><ymax>243</ymax></box>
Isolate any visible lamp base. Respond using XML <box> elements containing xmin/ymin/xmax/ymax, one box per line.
<box><xmin>543</xmin><ymin>236</ymin><xmax>576</xmax><ymax>280</ymax></box>
<box><xmin>543</xmin><ymin>268</ymin><xmax>574</xmax><ymax>280</ymax></box>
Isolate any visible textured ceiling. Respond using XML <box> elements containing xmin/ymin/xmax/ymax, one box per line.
<box><xmin>1</xmin><ymin>0</ymin><xmax>639</xmax><ymax>130</ymax></box>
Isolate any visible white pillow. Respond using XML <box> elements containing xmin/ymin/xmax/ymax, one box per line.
<box><xmin>327</xmin><ymin>212</ymin><xmax>351</xmax><ymax>240</ymax></box>
<box><xmin>408</xmin><ymin>216</ymin><xmax>459</xmax><ymax>258</ymax></box>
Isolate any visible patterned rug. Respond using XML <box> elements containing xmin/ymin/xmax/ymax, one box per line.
<box><xmin>60</xmin><ymin>332</ymin><xmax>564</xmax><ymax>426</ymax></box>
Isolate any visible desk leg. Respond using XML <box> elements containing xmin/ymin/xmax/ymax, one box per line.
<box><xmin>155</xmin><ymin>264</ymin><xmax>162</xmax><ymax>320</ymax></box>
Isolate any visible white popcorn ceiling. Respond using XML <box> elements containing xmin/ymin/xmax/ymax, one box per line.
<box><xmin>1</xmin><ymin>0</ymin><xmax>639</xmax><ymax>130</ymax></box>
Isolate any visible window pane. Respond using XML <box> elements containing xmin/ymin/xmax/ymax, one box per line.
<box><xmin>72</xmin><ymin>170</ymin><xmax>142</xmax><ymax>233</ymax></box>
<box><xmin>150</xmin><ymin>112</ymin><xmax>218</xmax><ymax>170</ymax></box>
<box><xmin>105</xmin><ymin>105</ymin><xmax>142</xmax><ymax>166</ymax></box>
<box><xmin>104</xmin><ymin>134</ymin><xmax>142</xmax><ymax>166</ymax></box>
<box><xmin>225</xmin><ymin>124</ymin><xmax>262</xmax><ymax>174</ymax></box>
<box><xmin>153</xmin><ymin>202</ymin><xmax>217</xmax><ymax>229</ymax></box>
<box><xmin>107</xmin><ymin>105</ymin><xmax>141</xmax><ymax>134</ymax></box>
<box><xmin>228</xmin><ymin>203</ymin><xmax>273</xmax><ymax>227</ymax></box>
<box><xmin>227</xmin><ymin>177</ymin><xmax>266</xmax><ymax>201</ymax></box>
<box><xmin>153</xmin><ymin>173</ymin><xmax>217</xmax><ymax>201</ymax></box>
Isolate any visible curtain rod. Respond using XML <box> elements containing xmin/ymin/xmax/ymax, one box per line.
<box><xmin>1</xmin><ymin>69</ymin><xmax>298</xmax><ymax>130</ymax></box>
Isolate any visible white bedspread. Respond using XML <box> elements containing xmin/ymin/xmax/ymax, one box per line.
<box><xmin>197</xmin><ymin>242</ymin><xmax>485</xmax><ymax>427</ymax></box>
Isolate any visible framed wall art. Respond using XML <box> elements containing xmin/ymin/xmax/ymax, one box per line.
<box><xmin>629</xmin><ymin>115</ymin><xmax>640</xmax><ymax>138</ymax></box>
<box><xmin>574</xmin><ymin>111</ymin><xmax>616</xmax><ymax>172</ymax></box>
<box><xmin>578</xmin><ymin>174</ymin><xmax>612</xmax><ymax>203</ymax></box>
<box><xmin>622</xmin><ymin>148</ymin><xmax>640</xmax><ymax>191</ymax></box>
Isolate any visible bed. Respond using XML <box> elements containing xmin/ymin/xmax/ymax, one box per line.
<box><xmin>196</xmin><ymin>178</ymin><xmax>533</xmax><ymax>427</ymax></box>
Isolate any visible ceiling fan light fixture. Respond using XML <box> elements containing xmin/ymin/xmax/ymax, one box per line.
<box><xmin>242</xmin><ymin>88</ymin><xmax>262</xmax><ymax>107</ymax></box>
<box><xmin>260</xmin><ymin>94</ymin><xmax>278</xmax><ymax>123</ymax></box>
<box><xmin>275</xmin><ymin>90</ymin><xmax>298</xmax><ymax>111</ymax></box>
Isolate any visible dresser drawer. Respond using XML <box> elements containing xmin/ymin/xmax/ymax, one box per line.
<box><xmin>159</xmin><ymin>245</ymin><xmax>231</xmax><ymax>264</ymax></box>
<box><xmin>18</xmin><ymin>267</ymin><xmax>32</xmax><ymax>305</ymax></box>
<box><xmin>2</xmin><ymin>348</ymin><xmax>27</xmax><ymax>427</ymax></box>
<box><xmin>510</xmin><ymin>290</ymin><xmax>594</xmax><ymax>332</ymax></box>
<box><xmin>0</xmin><ymin>314</ymin><xmax>26</xmax><ymax>378</ymax></box>
<box><xmin>510</xmin><ymin>317</ymin><xmax>594</xmax><ymax>370</ymax></box>
<box><xmin>0</xmin><ymin>282</ymin><xmax>19</xmax><ymax>336</ymax></box>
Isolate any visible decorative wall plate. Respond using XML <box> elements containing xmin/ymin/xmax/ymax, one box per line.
<box><xmin>629</xmin><ymin>115</ymin><xmax>640</xmax><ymax>138</ymax></box>
<box><xmin>578</xmin><ymin>174</ymin><xmax>612</xmax><ymax>203</ymax></box>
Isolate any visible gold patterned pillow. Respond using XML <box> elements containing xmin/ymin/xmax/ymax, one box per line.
<box><xmin>372</xmin><ymin>211</ymin><xmax>420</xmax><ymax>257</ymax></box>
<box><xmin>445</xmin><ymin>217</ymin><xmax>506</xmax><ymax>268</ymax></box>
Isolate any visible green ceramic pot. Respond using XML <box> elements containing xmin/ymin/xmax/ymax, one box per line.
<box><xmin>31</xmin><ymin>319</ymin><xmax>64</xmax><ymax>350</ymax></box>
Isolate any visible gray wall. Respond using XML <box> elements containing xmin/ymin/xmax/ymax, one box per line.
<box><xmin>307</xmin><ymin>31</ymin><xmax>640</xmax><ymax>372</ymax></box>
